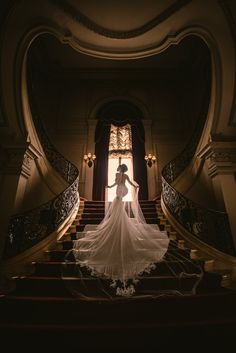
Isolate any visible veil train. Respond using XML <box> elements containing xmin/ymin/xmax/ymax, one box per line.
<box><xmin>63</xmin><ymin>182</ymin><xmax>203</xmax><ymax>298</ymax></box>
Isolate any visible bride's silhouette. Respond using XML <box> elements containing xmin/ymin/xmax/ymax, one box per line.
<box><xmin>70</xmin><ymin>163</ymin><xmax>170</xmax><ymax>296</ymax></box>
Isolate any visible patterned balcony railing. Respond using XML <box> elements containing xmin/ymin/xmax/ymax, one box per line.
<box><xmin>162</xmin><ymin>178</ymin><xmax>235</xmax><ymax>256</ymax></box>
<box><xmin>4</xmin><ymin>73</ymin><xmax>79</xmax><ymax>259</ymax></box>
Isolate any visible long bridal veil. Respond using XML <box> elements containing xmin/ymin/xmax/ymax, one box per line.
<box><xmin>62</xmin><ymin>185</ymin><xmax>203</xmax><ymax>299</ymax></box>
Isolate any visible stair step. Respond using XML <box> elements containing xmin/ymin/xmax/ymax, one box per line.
<box><xmin>60</xmin><ymin>238</ymin><xmax>177</xmax><ymax>250</ymax></box>
<box><xmin>60</xmin><ymin>240</ymin><xmax>75</xmax><ymax>250</ymax></box>
<box><xmin>75</xmin><ymin>225</ymin><xmax>85</xmax><ymax>232</ymax></box>
<box><xmin>12</xmin><ymin>277</ymin><xmax>76</xmax><ymax>297</ymax></box>
<box><xmin>32</xmin><ymin>262</ymin><xmax>91</xmax><ymax>277</ymax></box>
<box><xmin>78</xmin><ymin>218</ymin><xmax>160</xmax><ymax>226</ymax></box>
<box><xmin>12</xmin><ymin>274</ymin><xmax>202</xmax><ymax>297</ymax></box>
<box><xmin>45</xmin><ymin>246</ymin><xmax>191</xmax><ymax>262</ymax></box>
<box><xmin>139</xmin><ymin>200</ymin><xmax>157</xmax><ymax>204</ymax></box>
<box><xmin>84</xmin><ymin>200</ymin><xmax>156</xmax><ymax>205</ymax></box>
<box><xmin>81</xmin><ymin>213</ymin><xmax>105</xmax><ymax>219</ymax></box>
<box><xmin>32</xmin><ymin>260</ymin><xmax>202</xmax><ymax>277</ymax></box>
<box><xmin>82</xmin><ymin>208</ymin><xmax>158</xmax><ymax>215</ymax></box>
<box><xmin>85</xmin><ymin>201</ymin><xmax>105</xmax><ymax>204</ymax></box>
<box><xmin>164</xmin><ymin>249</ymin><xmax>192</xmax><ymax>261</ymax></box>
<box><xmin>80</xmin><ymin>208</ymin><xmax>104</xmax><ymax>213</ymax></box>
<box><xmin>75</xmin><ymin>224</ymin><xmax>165</xmax><ymax>232</ymax></box>
<box><xmin>81</xmin><ymin>211</ymin><xmax>158</xmax><ymax>218</ymax></box>
<box><xmin>83</xmin><ymin>205</ymin><xmax>157</xmax><ymax>210</ymax></box>
<box><xmin>79</xmin><ymin>219</ymin><xmax>102</xmax><ymax>225</ymax></box>
<box><xmin>4</xmin><ymin>194</ymin><xmax>235</xmax><ymax>341</ymax></box>
<box><xmin>45</xmin><ymin>250</ymin><xmax>70</xmax><ymax>261</ymax></box>
<box><xmin>1</xmin><ymin>290</ymin><xmax>236</xmax><ymax>336</ymax></box>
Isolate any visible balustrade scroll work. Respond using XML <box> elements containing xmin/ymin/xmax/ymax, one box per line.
<box><xmin>4</xmin><ymin>179</ymin><xmax>79</xmax><ymax>258</ymax></box>
<box><xmin>162</xmin><ymin>179</ymin><xmax>235</xmax><ymax>256</ymax></box>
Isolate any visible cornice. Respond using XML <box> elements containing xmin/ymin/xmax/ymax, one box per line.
<box><xmin>198</xmin><ymin>140</ymin><xmax>236</xmax><ymax>176</ymax></box>
<box><xmin>50</xmin><ymin>0</ymin><xmax>192</xmax><ymax>39</ymax></box>
<box><xmin>21</xmin><ymin>143</ymin><xmax>42</xmax><ymax>178</ymax></box>
<box><xmin>2</xmin><ymin>144</ymin><xmax>27</xmax><ymax>175</ymax></box>
<box><xmin>0</xmin><ymin>142</ymin><xmax>42</xmax><ymax>175</ymax></box>
<box><xmin>198</xmin><ymin>141</ymin><xmax>236</xmax><ymax>158</ymax></box>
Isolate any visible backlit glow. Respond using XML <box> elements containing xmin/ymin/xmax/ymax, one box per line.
<box><xmin>107</xmin><ymin>158</ymin><xmax>133</xmax><ymax>202</ymax></box>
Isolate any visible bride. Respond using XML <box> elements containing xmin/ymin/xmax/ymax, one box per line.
<box><xmin>71</xmin><ymin>163</ymin><xmax>169</xmax><ymax>296</ymax></box>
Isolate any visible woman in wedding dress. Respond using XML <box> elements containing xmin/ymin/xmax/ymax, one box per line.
<box><xmin>70</xmin><ymin>164</ymin><xmax>170</xmax><ymax>296</ymax></box>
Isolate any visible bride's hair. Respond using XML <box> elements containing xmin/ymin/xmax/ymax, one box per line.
<box><xmin>117</xmin><ymin>164</ymin><xmax>128</xmax><ymax>173</ymax></box>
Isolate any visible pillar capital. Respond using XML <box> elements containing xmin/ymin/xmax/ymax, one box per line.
<box><xmin>2</xmin><ymin>142</ymin><xmax>42</xmax><ymax>177</ymax></box>
<box><xmin>198</xmin><ymin>141</ymin><xmax>236</xmax><ymax>177</ymax></box>
<box><xmin>22</xmin><ymin>143</ymin><xmax>42</xmax><ymax>178</ymax></box>
<box><xmin>2</xmin><ymin>144</ymin><xmax>27</xmax><ymax>175</ymax></box>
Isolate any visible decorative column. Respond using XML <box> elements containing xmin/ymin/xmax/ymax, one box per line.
<box><xmin>0</xmin><ymin>143</ymin><xmax>41</xmax><ymax>259</ymax></box>
<box><xmin>143</xmin><ymin>119</ymin><xmax>157</xmax><ymax>199</ymax></box>
<box><xmin>83</xmin><ymin>119</ymin><xmax>97</xmax><ymax>200</ymax></box>
<box><xmin>0</xmin><ymin>144</ymin><xmax>26</xmax><ymax>260</ymax></box>
<box><xmin>199</xmin><ymin>141</ymin><xmax>236</xmax><ymax>248</ymax></box>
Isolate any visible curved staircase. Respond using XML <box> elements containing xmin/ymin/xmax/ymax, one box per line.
<box><xmin>1</xmin><ymin>199</ymin><xmax>236</xmax><ymax>351</ymax></box>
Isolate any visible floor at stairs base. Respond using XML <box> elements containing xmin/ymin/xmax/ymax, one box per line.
<box><xmin>1</xmin><ymin>291</ymin><xmax>236</xmax><ymax>330</ymax></box>
<box><xmin>0</xmin><ymin>322</ymin><xmax>236</xmax><ymax>351</ymax></box>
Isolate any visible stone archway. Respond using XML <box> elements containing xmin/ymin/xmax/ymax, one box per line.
<box><xmin>92</xmin><ymin>100</ymin><xmax>148</xmax><ymax>200</ymax></box>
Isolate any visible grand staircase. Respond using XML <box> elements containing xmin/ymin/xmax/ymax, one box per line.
<box><xmin>1</xmin><ymin>199</ymin><xmax>236</xmax><ymax>351</ymax></box>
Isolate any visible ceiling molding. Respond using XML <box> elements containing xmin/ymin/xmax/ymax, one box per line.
<box><xmin>50</xmin><ymin>0</ymin><xmax>192</xmax><ymax>39</ymax></box>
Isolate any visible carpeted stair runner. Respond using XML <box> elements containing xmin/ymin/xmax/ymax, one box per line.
<box><xmin>0</xmin><ymin>199</ymin><xmax>236</xmax><ymax>350</ymax></box>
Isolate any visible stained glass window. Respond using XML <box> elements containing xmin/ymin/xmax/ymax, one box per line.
<box><xmin>108</xmin><ymin>124</ymin><xmax>132</xmax><ymax>158</ymax></box>
<box><xmin>107</xmin><ymin>123</ymin><xmax>133</xmax><ymax>201</ymax></box>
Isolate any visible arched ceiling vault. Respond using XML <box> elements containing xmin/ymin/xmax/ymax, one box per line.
<box><xmin>0</xmin><ymin>0</ymin><xmax>235</xmax><ymax>141</ymax></box>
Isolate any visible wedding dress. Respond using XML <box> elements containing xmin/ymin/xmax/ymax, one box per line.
<box><xmin>70</xmin><ymin>172</ymin><xmax>170</xmax><ymax>296</ymax></box>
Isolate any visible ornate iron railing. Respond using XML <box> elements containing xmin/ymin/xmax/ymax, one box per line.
<box><xmin>162</xmin><ymin>129</ymin><xmax>200</xmax><ymax>184</ymax></box>
<box><xmin>4</xmin><ymin>73</ymin><xmax>79</xmax><ymax>259</ymax></box>
<box><xmin>4</xmin><ymin>178</ymin><xmax>78</xmax><ymax>258</ymax></box>
<box><xmin>162</xmin><ymin>178</ymin><xmax>235</xmax><ymax>256</ymax></box>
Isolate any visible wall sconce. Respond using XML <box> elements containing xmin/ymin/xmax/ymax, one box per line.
<box><xmin>84</xmin><ymin>152</ymin><xmax>96</xmax><ymax>167</ymax></box>
<box><xmin>144</xmin><ymin>153</ymin><xmax>156</xmax><ymax>167</ymax></box>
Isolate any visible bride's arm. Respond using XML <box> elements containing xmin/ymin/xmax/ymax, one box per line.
<box><xmin>125</xmin><ymin>175</ymin><xmax>139</xmax><ymax>188</ymax></box>
<box><xmin>107</xmin><ymin>182</ymin><xmax>116</xmax><ymax>188</ymax></box>
<box><xmin>107</xmin><ymin>174</ymin><xmax>118</xmax><ymax>188</ymax></box>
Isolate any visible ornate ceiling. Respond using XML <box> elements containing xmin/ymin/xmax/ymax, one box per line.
<box><xmin>30</xmin><ymin>33</ymin><xmax>208</xmax><ymax>77</ymax></box>
<box><xmin>50</xmin><ymin>0</ymin><xmax>191</xmax><ymax>39</ymax></box>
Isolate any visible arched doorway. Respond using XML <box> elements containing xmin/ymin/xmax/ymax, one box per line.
<box><xmin>92</xmin><ymin>101</ymin><xmax>148</xmax><ymax>201</ymax></box>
